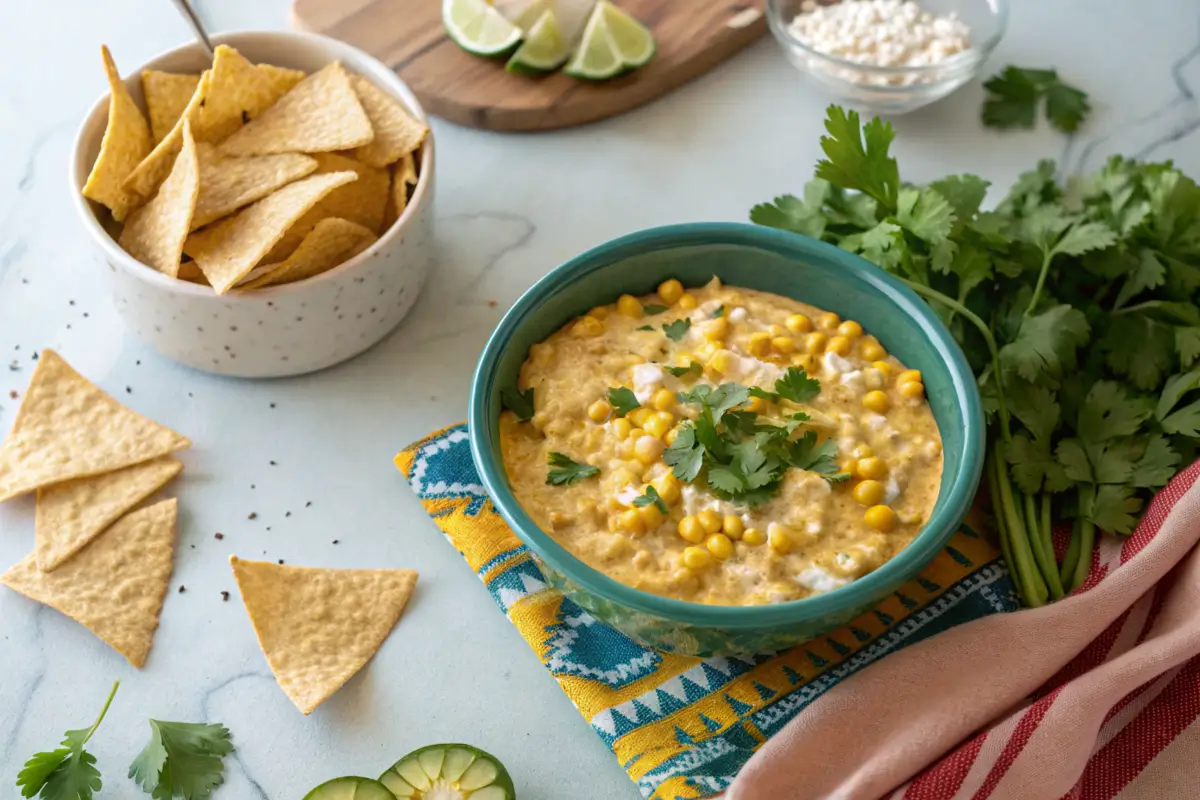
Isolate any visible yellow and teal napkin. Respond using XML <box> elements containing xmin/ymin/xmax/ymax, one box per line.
<box><xmin>396</xmin><ymin>424</ymin><xmax>1017</xmax><ymax>800</ymax></box>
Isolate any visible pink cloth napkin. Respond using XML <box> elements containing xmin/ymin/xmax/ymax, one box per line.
<box><xmin>728</xmin><ymin>461</ymin><xmax>1200</xmax><ymax>800</ymax></box>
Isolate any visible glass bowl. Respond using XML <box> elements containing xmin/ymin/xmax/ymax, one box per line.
<box><xmin>766</xmin><ymin>0</ymin><xmax>1008</xmax><ymax>114</ymax></box>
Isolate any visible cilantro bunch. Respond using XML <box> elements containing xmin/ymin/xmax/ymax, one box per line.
<box><xmin>751</xmin><ymin>106</ymin><xmax>1200</xmax><ymax>607</ymax></box>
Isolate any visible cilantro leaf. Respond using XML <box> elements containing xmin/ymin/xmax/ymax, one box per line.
<box><xmin>18</xmin><ymin>682</ymin><xmax>117</xmax><ymax>800</ymax></box>
<box><xmin>662</xmin><ymin>318</ymin><xmax>691</xmax><ymax>341</ymax></box>
<box><xmin>1114</xmin><ymin>250</ymin><xmax>1167</xmax><ymax>310</ymax></box>
<box><xmin>982</xmin><ymin>67</ymin><xmax>1091</xmax><ymax>133</ymax></box>
<box><xmin>711</xmin><ymin>305</ymin><xmax>725</xmax><ymax>319</ymax></box>
<box><xmin>633</xmin><ymin>485</ymin><xmax>668</xmax><ymax>514</ymax></box>
<box><xmin>775</xmin><ymin>367</ymin><xmax>821</xmax><ymax>404</ymax></box>
<box><xmin>785</xmin><ymin>430</ymin><xmax>849</xmax><ymax>481</ymax></box>
<box><xmin>663</xmin><ymin>425</ymin><xmax>705</xmax><ymax>482</ymax></box>
<box><xmin>1176</xmin><ymin>328</ymin><xmax>1200</xmax><ymax>369</ymax></box>
<box><xmin>643</xmin><ymin>304</ymin><xmax>669</xmax><ymax>315</ymax></box>
<box><xmin>949</xmin><ymin>243</ymin><xmax>994</xmax><ymax>299</ymax></box>
<box><xmin>605</xmin><ymin>387</ymin><xmax>640</xmax><ymax>417</ymax></box>
<box><xmin>1155</xmin><ymin>369</ymin><xmax>1200</xmax><ymax>421</ymax></box>
<box><xmin>1102</xmin><ymin>313</ymin><xmax>1174</xmax><ymax>390</ymax></box>
<box><xmin>1056</xmin><ymin>438</ymin><xmax>1093</xmax><ymax>483</ymax></box>
<box><xmin>546</xmin><ymin>452</ymin><xmax>600</xmax><ymax>486</ymax></box>
<box><xmin>707</xmin><ymin>466</ymin><xmax>746</xmax><ymax>495</ymax></box>
<box><xmin>1051</xmin><ymin>221</ymin><xmax>1117</xmax><ymax>259</ymax></box>
<box><xmin>501</xmin><ymin>387</ymin><xmax>535</xmax><ymax>422</ymax></box>
<box><xmin>814</xmin><ymin>105</ymin><xmax>899</xmax><ymax>214</ymax></box>
<box><xmin>1088</xmin><ymin>437</ymin><xmax>1141</xmax><ymax>484</ymax></box>
<box><xmin>749</xmin><ymin>193</ymin><xmax>827</xmax><ymax>239</ymax></box>
<box><xmin>128</xmin><ymin>721</ymin><xmax>232</xmax><ymax>800</ymax></box>
<box><xmin>747</xmin><ymin>386</ymin><xmax>779</xmax><ymax>403</ymax></box>
<box><xmin>1084</xmin><ymin>484</ymin><xmax>1143</xmax><ymax>534</ymax></box>
<box><xmin>1006</xmin><ymin>379</ymin><xmax>1060</xmax><ymax>441</ymax></box>
<box><xmin>665</xmin><ymin>361</ymin><xmax>702</xmax><ymax>378</ymax></box>
<box><xmin>999</xmin><ymin>305</ymin><xmax>1090</xmax><ymax>387</ymax></box>
<box><xmin>636</xmin><ymin>325</ymin><xmax>655</xmax><ymax>332</ymax></box>
<box><xmin>1162</xmin><ymin>400</ymin><xmax>1200</xmax><ymax>437</ymax></box>
<box><xmin>929</xmin><ymin>174</ymin><xmax>990</xmax><ymax>219</ymax></box>
<box><xmin>897</xmin><ymin>187</ymin><xmax>956</xmax><ymax>244</ymax></box>
<box><xmin>1077</xmin><ymin>381</ymin><xmax>1152</xmax><ymax>443</ymax></box>
<box><xmin>1044</xmin><ymin>80</ymin><xmax>1092</xmax><ymax>133</ymax></box>
<box><xmin>840</xmin><ymin>221</ymin><xmax>906</xmax><ymax>272</ymax></box>
<box><xmin>1008</xmin><ymin>433</ymin><xmax>1070</xmax><ymax>494</ymax></box>
<box><xmin>701</xmin><ymin>383</ymin><xmax>751</xmax><ymax>423</ymax></box>
<box><xmin>1131</xmin><ymin>435</ymin><xmax>1180</xmax><ymax>489</ymax></box>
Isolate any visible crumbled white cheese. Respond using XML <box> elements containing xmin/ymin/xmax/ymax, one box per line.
<box><xmin>823</xmin><ymin>351</ymin><xmax>856</xmax><ymax>375</ymax></box>
<box><xmin>806</xmin><ymin>519</ymin><xmax>823</xmax><ymax>535</ymax></box>
<box><xmin>839</xmin><ymin>369</ymin><xmax>865</xmax><ymax>393</ymax></box>
<box><xmin>864</xmin><ymin>368</ymin><xmax>885</xmax><ymax>390</ymax></box>
<box><xmin>862</xmin><ymin>412</ymin><xmax>888</xmax><ymax>431</ymax></box>
<box><xmin>796</xmin><ymin>566</ymin><xmax>849</xmax><ymax>594</ymax></box>
<box><xmin>632</xmin><ymin>363</ymin><xmax>664</xmax><ymax>403</ymax></box>
<box><xmin>885</xmin><ymin>476</ymin><xmax>902</xmax><ymax>504</ymax></box>
<box><xmin>729</xmin><ymin>307</ymin><xmax>748</xmax><ymax>322</ymax></box>
<box><xmin>720</xmin><ymin>351</ymin><xmax>786</xmax><ymax>388</ymax></box>
<box><xmin>617</xmin><ymin>485</ymin><xmax>641</xmax><ymax>506</ymax></box>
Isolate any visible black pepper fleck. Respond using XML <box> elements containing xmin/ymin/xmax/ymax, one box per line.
<box><xmin>214</xmin><ymin>532</ymin><xmax>224</xmax><ymax>540</ymax></box>
<box><xmin>248</xmin><ymin>512</ymin><xmax>258</xmax><ymax>520</ymax></box>
<box><xmin>269</xmin><ymin>460</ymin><xmax>277</xmax><ymax>466</ymax></box>
<box><xmin>285</xmin><ymin>511</ymin><xmax>291</xmax><ymax>517</ymax></box>
<box><xmin>125</xmin><ymin>386</ymin><xmax>132</xmax><ymax>394</ymax></box>
<box><xmin>241</xmin><ymin>109</ymin><xmax>250</xmax><ymax>123</ymax></box>
<box><xmin>269</xmin><ymin>402</ymin><xmax>276</xmax><ymax>408</ymax></box>
<box><xmin>9</xmin><ymin>391</ymin><xmax>17</xmax><ymax>399</ymax></box>
<box><xmin>332</xmin><ymin>540</ymin><xmax>339</xmax><ymax>545</ymax></box>
<box><xmin>178</xmin><ymin>585</ymin><xmax>186</xmax><ymax>593</ymax></box>
<box><xmin>305</xmin><ymin>501</ymin><xmax>312</xmax><ymax>508</ymax></box>
<box><xmin>277</xmin><ymin>559</ymin><xmax>285</xmax><ymax>565</ymax></box>
<box><xmin>221</xmin><ymin>591</ymin><xmax>230</xmax><ymax>601</ymax></box>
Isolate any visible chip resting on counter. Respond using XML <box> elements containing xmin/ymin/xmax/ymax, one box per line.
<box><xmin>229</xmin><ymin>556</ymin><xmax>418</xmax><ymax>714</ymax></box>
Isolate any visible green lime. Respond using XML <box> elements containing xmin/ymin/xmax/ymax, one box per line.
<box><xmin>599</xmin><ymin>0</ymin><xmax>655</xmax><ymax>69</ymax></box>
<box><xmin>379</xmin><ymin>743</ymin><xmax>516</xmax><ymax>800</ymax></box>
<box><xmin>511</xmin><ymin>0</ymin><xmax>552</xmax><ymax>31</ymax></box>
<box><xmin>563</xmin><ymin>3</ymin><xmax>622</xmax><ymax>80</ymax></box>
<box><xmin>443</xmin><ymin>0</ymin><xmax>524</xmax><ymax>59</ymax></box>
<box><xmin>303</xmin><ymin>776</ymin><xmax>395</xmax><ymax>800</ymax></box>
<box><xmin>506</xmin><ymin>8</ymin><xmax>570</xmax><ymax>74</ymax></box>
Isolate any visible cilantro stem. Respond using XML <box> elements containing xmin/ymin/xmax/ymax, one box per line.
<box><xmin>1071</xmin><ymin>519</ymin><xmax>1096</xmax><ymax>591</ymax></box>
<box><xmin>989</xmin><ymin>448</ymin><xmax>1047</xmax><ymax>606</ymax></box>
<box><xmin>987</xmin><ymin>447</ymin><xmax>1022</xmax><ymax>602</ymax></box>
<box><xmin>1060</xmin><ymin>519</ymin><xmax>1082</xmax><ymax>585</ymax></box>
<box><xmin>83</xmin><ymin>680</ymin><xmax>120</xmax><ymax>745</ymax></box>
<box><xmin>1024</xmin><ymin>249</ymin><xmax>1055</xmax><ymax>317</ymax></box>
<box><xmin>1026</xmin><ymin>493</ymin><xmax>1063</xmax><ymax>599</ymax></box>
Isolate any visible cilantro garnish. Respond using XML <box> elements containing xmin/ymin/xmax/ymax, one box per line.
<box><xmin>662</xmin><ymin>318</ymin><xmax>691</xmax><ymax>341</ymax></box>
<box><xmin>643</xmin><ymin>304</ymin><xmax>669</xmax><ymax>315</ymax></box>
<box><xmin>546</xmin><ymin>452</ymin><xmax>599</xmax><ymax>485</ymax></box>
<box><xmin>982</xmin><ymin>66</ymin><xmax>1091</xmax><ymax>133</ymax></box>
<box><xmin>775</xmin><ymin>367</ymin><xmax>821</xmax><ymax>403</ymax></box>
<box><xmin>17</xmin><ymin>682</ymin><xmax>118</xmax><ymax>800</ymax></box>
<box><xmin>666</xmin><ymin>361</ymin><xmax>702</xmax><ymax>378</ymax></box>
<box><xmin>633</xmin><ymin>486</ymin><xmax>668</xmax><ymax>514</ymax></box>
<box><xmin>636</xmin><ymin>325</ymin><xmax>654</xmax><ymax>331</ymax></box>
<box><xmin>605</xmin><ymin>387</ymin><xmax>640</xmax><ymax>417</ymax></box>
<box><xmin>128</xmin><ymin>720</ymin><xmax>233</xmax><ymax>800</ymax></box>
<box><xmin>711</xmin><ymin>305</ymin><xmax>726</xmax><ymax>318</ymax></box>
<box><xmin>500</xmin><ymin>387</ymin><xmax>535</xmax><ymax>421</ymax></box>
<box><xmin>749</xmin><ymin>102</ymin><xmax>1200</xmax><ymax>609</ymax></box>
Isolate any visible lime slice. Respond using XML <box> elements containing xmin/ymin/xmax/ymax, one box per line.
<box><xmin>304</xmin><ymin>776</ymin><xmax>395</xmax><ymax>800</ymax></box>
<box><xmin>506</xmin><ymin>9</ymin><xmax>570</xmax><ymax>74</ymax></box>
<box><xmin>563</xmin><ymin>3</ymin><xmax>622</xmax><ymax>80</ymax></box>
<box><xmin>443</xmin><ymin>0</ymin><xmax>524</xmax><ymax>59</ymax></box>
<box><xmin>379</xmin><ymin>743</ymin><xmax>516</xmax><ymax>800</ymax></box>
<box><xmin>599</xmin><ymin>0</ymin><xmax>655</xmax><ymax>69</ymax></box>
<box><xmin>511</xmin><ymin>0</ymin><xmax>552</xmax><ymax>31</ymax></box>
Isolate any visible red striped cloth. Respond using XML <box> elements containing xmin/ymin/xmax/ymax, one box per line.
<box><xmin>728</xmin><ymin>462</ymin><xmax>1200</xmax><ymax>800</ymax></box>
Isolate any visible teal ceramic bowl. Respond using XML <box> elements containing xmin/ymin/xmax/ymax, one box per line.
<box><xmin>469</xmin><ymin>223</ymin><xmax>984</xmax><ymax>656</ymax></box>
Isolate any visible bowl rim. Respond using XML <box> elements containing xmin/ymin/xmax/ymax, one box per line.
<box><xmin>469</xmin><ymin>222</ymin><xmax>985</xmax><ymax>629</ymax></box>
<box><xmin>68</xmin><ymin>29</ymin><xmax>434</xmax><ymax>301</ymax></box>
<box><xmin>765</xmin><ymin>0</ymin><xmax>1009</xmax><ymax>83</ymax></box>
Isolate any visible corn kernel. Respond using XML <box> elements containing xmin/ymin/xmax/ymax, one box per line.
<box><xmin>637</xmin><ymin>503</ymin><xmax>664</xmax><ymax>529</ymax></box>
<box><xmin>864</xmin><ymin>505</ymin><xmax>896</xmax><ymax>532</ymax></box>
<box><xmin>708</xmin><ymin>349</ymin><xmax>734</xmax><ymax>376</ymax></box>
<box><xmin>768</xmin><ymin>324</ymin><xmax>788</xmax><ymax>337</ymax></box>
<box><xmin>862</xmin><ymin>390</ymin><xmax>890</xmax><ymax>414</ymax></box>
<box><xmin>653</xmin><ymin>474</ymin><xmax>681</xmax><ymax>505</ymax></box>
<box><xmin>658</xmin><ymin>279</ymin><xmax>684</xmax><ymax>305</ymax></box>
<box><xmin>617</xmin><ymin>294</ymin><xmax>643</xmax><ymax>318</ymax></box>
<box><xmin>706</xmin><ymin>533</ymin><xmax>734</xmax><ymax>560</ymax></box>
<box><xmin>746</xmin><ymin>395</ymin><xmax>769</xmax><ymax>414</ymax></box>
<box><xmin>837</xmin><ymin>320</ymin><xmax>864</xmax><ymax>338</ymax></box>
<box><xmin>852</xmin><ymin>444</ymin><xmax>874</xmax><ymax>459</ymax></box>
<box><xmin>625</xmin><ymin>354</ymin><xmax>646</xmax><ymax>366</ymax></box>
<box><xmin>572</xmin><ymin>316</ymin><xmax>603</xmax><ymax>338</ymax></box>
<box><xmin>898</xmin><ymin>369</ymin><xmax>922</xmax><ymax>385</ymax></box>
<box><xmin>748</xmin><ymin>332</ymin><xmax>772</xmax><ymax>357</ymax></box>
<box><xmin>643</xmin><ymin>414</ymin><xmax>670</xmax><ymax>439</ymax></box>
<box><xmin>817</xmin><ymin>312</ymin><xmax>841</xmax><ymax>331</ymax></box>
<box><xmin>587</xmin><ymin>400</ymin><xmax>612</xmax><ymax>422</ymax></box>
<box><xmin>704</xmin><ymin>317</ymin><xmax>730</xmax><ymax>341</ymax></box>
<box><xmin>618</xmin><ymin>509</ymin><xmax>645</xmax><ymax>535</ymax></box>
<box><xmin>860</xmin><ymin>339</ymin><xmax>886</xmax><ymax>361</ymax></box>
<box><xmin>827</xmin><ymin>335</ymin><xmax>852</xmax><ymax>356</ymax></box>
<box><xmin>656</xmin><ymin>411</ymin><xmax>676</xmax><ymax>428</ymax></box>
<box><xmin>664</xmin><ymin>427</ymin><xmax>679</xmax><ymax>445</ymax></box>
<box><xmin>855</xmin><ymin>456</ymin><xmax>888</xmax><ymax>480</ymax></box>
<box><xmin>806</xmin><ymin>332</ymin><xmax>828</xmax><ymax>353</ymax></box>
<box><xmin>634</xmin><ymin>435</ymin><xmax>664</xmax><ymax>464</ymax></box>
<box><xmin>612</xmin><ymin>418</ymin><xmax>634</xmax><ymax>439</ymax></box>
<box><xmin>586</xmin><ymin>305</ymin><xmax>610</xmax><ymax>320</ymax></box>
<box><xmin>771</xmin><ymin>336</ymin><xmax>797</xmax><ymax>355</ymax></box>
<box><xmin>872</xmin><ymin>360</ymin><xmax>894</xmax><ymax>375</ymax></box>
<box><xmin>767</xmin><ymin>522</ymin><xmax>793</xmax><ymax>553</ymax></box>
<box><xmin>785</xmin><ymin>313</ymin><xmax>813</xmax><ymax>333</ymax></box>
<box><xmin>678</xmin><ymin>516</ymin><xmax>705</xmax><ymax>543</ymax></box>
<box><xmin>698</xmin><ymin>509</ymin><xmax>722</xmax><ymax>534</ymax></box>
<box><xmin>611</xmin><ymin>468</ymin><xmax>638</xmax><ymax>488</ymax></box>
<box><xmin>628</xmin><ymin>407</ymin><xmax>654</xmax><ymax>427</ymax></box>
<box><xmin>696</xmin><ymin>342</ymin><xmax>718</xmax><ymax>360</ymax></box>
<box><xmin>682</xmin><ymin>546</ymin><xmax>713</xmax><ymax>569</ymax></box>
<box><xmin>742</xmin><ymin>527</ymin><xmax>766</xmax><ymax>546</ymax></box>
<box><xmin>678</xmin><ymin>293</ymin><xmax>698</xmax><ymax>310</ymax></box>
<box><xmin>792</xmin><ymin>354</ymin><xmax>817</xmax><ymax>372</ymax></box>
<box><xmin>722</xmin><ymin>515</ymin><xmax>745</xmax><ymax>539</ymax></box>
<box><xmin>853</xmin><ymin>479</ymin><xmax>886</xmax><ymax>506</ymax></box>
<box><xmin>900</xmin><ymin>381</ymin><xmax>926</xmax><ymax>398</ymax></box>
<box><xmin>652</xmin><ymin>388</ymin><xmax>675</xmax><ymax>411</ymax></box>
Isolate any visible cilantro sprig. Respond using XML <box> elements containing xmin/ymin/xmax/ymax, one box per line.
<box><xmin>17</xmin><ymin>681</ymin><xmax>118</xmax><ymax>800</ymax></box>
<box><xmin>750</xmin><ymin>103</ymin><xmax>1200</xmax><ymax>609</ymax></box>
<box><xmin>662</xmin><ymin>318</ymin><xmax>691</xmax><ymax>341</ymax></box>
<box><xmin>605</xmin><ymin>387</ymin><xmax>640</xmax><ymax>417</ymax></box>
<box><xmin>633</xmin><ymin>486</ymin><xmax>669</xmax><ymax>514</ymax></box>
<box><xmin>501</xmin><ymin>387</ymin><xmax>535</xmax><ymax>421</ymax></box>
<box><xmin>547</xmin><ymin>452</ymin><xmax>600</xmax><ymax>485</ymax></box>
<box><xmin>128</xmin><ymin>721</ymin><xmax>233</xmax><ymax>800</ymax></box>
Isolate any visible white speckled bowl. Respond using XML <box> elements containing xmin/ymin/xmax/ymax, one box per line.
<box><xmin>69</xmin><ymin>31</ymin><xmax>436</xmax><ymax>378</ymax></box>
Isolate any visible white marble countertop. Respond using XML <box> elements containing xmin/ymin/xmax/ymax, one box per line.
<box><xmin>1</xmin><ymin>1</ymin><xmax>1197</xmax><ymax>798</ymax></box>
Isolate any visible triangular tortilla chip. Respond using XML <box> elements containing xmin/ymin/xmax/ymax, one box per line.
<box><xmin>192</xmin><ymin>44</ymin><xmax>282</xmax><ymax>143</ymax></box>
<box><xmin>82</xmin><ymin>46</ymin><xmax>153</xmax><ymax>222</ymax></box>
<box><xmin>382</xmin><ymin>164</ymin><xmax>409</xmax><ymax>231</ymax></box>
<box><xmin>177</xmin><ymin>259</ymin><xmax>209</xmax><ymax>285</ymax></box>
<box><xmin>399</xmin><ymin>152</ymin><xmax>418</xmax><ymax>186</ymax></box>
<box><xmin>35</xmin><ymin>456</ymin><xmax>182</xmax><ymax>572</ymax></box>
<box><xmin>123</xmin><ymin>70</ymin><xmax>210</xmax><ymax>199</ymax></box>
<box><xmin>257</xmin><ymin>63</ymin><xmax>306</xmax><ymax>96</ymax></box>
<box><xmin>230</xmin><ymin>556</ymin><xmax>417</xmax><ymax>714</ymax></box>
<box><xmin>219</xmin><ymin>62</ymin><xmax>374</xmax><ymax>157</ymax></box>
<box><xmin>192</xmin><ymin>144</ymin><xmax>317</xmax><ymax>229</ymax></box>
<box><xmin>118</xmin><ymin>120</ymin><xmax>200</xmax><ymax>277</ymax></box>
<box><xmin>240</xmin><ymin>218</ymin><xmax>377</xmax><ymax>290</ymax></box>
<box><xmin>0</xmin><ymin>350</ymin><xmax>191</xmax><ymax>502</ymax></box>
<box><xmin>183</xmin><ymin>170</ymin><xmax>357</xmax><ymax>294</ymax></box>
<box><xmin>2</xmin><ymin>499</ymin><xmax>177</xmax><ymax>667</ymax></box>
<box><xmin>142</xmin><ymin>70</ymin><xmax>201</xmax><ymax>144</ymax></box>
<box><xmin>349</xmin><ymin>75</ymin><xmax>428</xmax><ymax>168</ymax></box>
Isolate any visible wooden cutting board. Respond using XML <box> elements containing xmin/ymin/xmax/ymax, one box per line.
<box><xmin>291</xmin><ymin>0</ymin><xmax>768</xmax><ymax>131</ymax></box>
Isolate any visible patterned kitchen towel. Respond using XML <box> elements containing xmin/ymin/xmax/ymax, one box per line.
<box><xmin>396</xmin><ymin>424</ymin><xmax>1019</xmax><ymax>800</ymax></box>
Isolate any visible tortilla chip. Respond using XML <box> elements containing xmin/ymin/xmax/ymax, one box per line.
<box><xmin>183</xmin><ymin>170</ymin><xmax>357</xmax><ymax>294</ymax></box>
<box><xmin>0</xmin><ymin>351</ymin><xmax>190</xmax><ymax>503</ymax></box>
<box><xmin>118</xmin><ymin>121</ymin><xmax>200</xmax><ymax>277</ymax></box>
<box><xmin>219</xmin><ymin>62</ymin><xmax>374</xmax><ymax>157</ymax></box>
<box><xmin>240</xmin><ymin>218</ymin><xmax>377</xmax><ymax>289</ymax></box>
<box><xmin>257</xmin><ymin>63</ymin><xmax>306</xmax><ymax>95</ymax></box>
<box><xmin>399</xmin><ymin>151</ymin><xmax>418</xmax><ymax>186</ymax></box>
<box><xmin>382</xmin><ymin>166</ymin><xmax>408</xmax><ymax>231</ymax></box>
<box><xmin>82</xmin><ymin>46</ymin><xmax>153</xmax><ymax>222</ymax></box>
<box><xmin>349</xmin><ymin>75</ymin><xmax>428</xmax><ymax>168</ymax></box>
<box><xmin>142</xmin><ymin>70</ymin><xmax>201</xmax><ymax>144</ymax></box>
<box><xmin>192</xmin><ymin>144</ymin><xmax>317</xmax><ymax>229</ymax></box>
<box><xmin>229</xmin><ymin>556</ymin><xmax>417</xmax><ymax>714</ymax></box>
<box><xmin>192</xmin><ymin>44</ymin><xmax>282</xmax><ymax>143</ymax></box>
<box><xmin>177</xmin><ymin>260</ymin><xmax>208</xmax><ymax>284</ymax></box>
<box><xmin>2</xmin><ymin>499</ymin><xmax>177</xmax><ymax>668</ymax></box>
<box><xmin>35</xmin><ymin>456</ymin><xmax>182</xmax><ymax>572</ymax></box>
<box><xmin>123</xmin><ymin>70</ymin><xmax>210</xmax><ymax>199</ymax></box>
<box><xmin>263</xmin><ymin>153</ymin><xmax>387</xmax><ymax>261</ymax></box>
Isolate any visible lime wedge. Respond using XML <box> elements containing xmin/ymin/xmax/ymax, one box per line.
<box><xmin>511</xmin><ymin>0</ymin><xmax>553</xmax><ymax>31</ymax></box>
<box><xmin>563</xmin><ymin>3</ymin><xmax>622</xmax><ymax>80</ymax></box>
<box><xmin>506</xmin><ymin>9</ymin><xmax>570</xmax><ymax>74</ymax></box>
<box><xmin>599</xmin><ymin>0</ymin><xmax>655</xmax><ymax>68</ymax></box>
<box><xmin>443</xmin><ymin>0</ymin><xmax>524</xmax><ymax>58</ymax></box>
